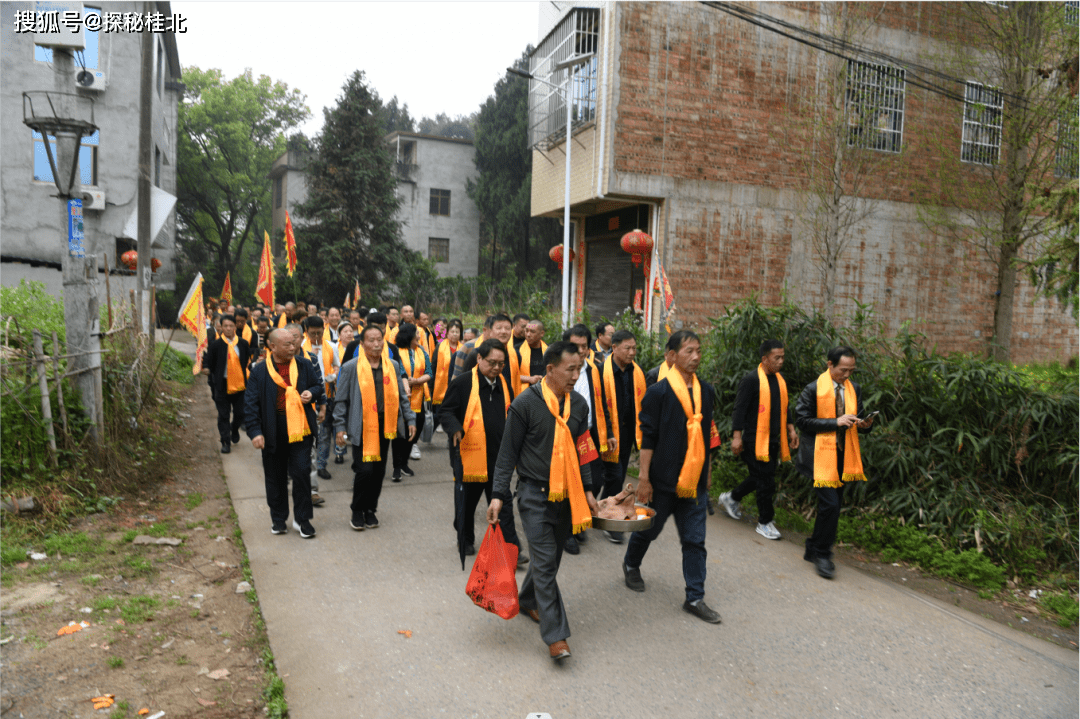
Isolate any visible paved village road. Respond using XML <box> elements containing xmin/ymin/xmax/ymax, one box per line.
<box><xmin>167</xmin><ymin>333</ymin><xmax>1078</xmax><ymax>719</ymax></box>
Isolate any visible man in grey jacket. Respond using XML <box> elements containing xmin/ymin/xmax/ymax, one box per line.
<box><xmin>334</xmin><ymin>324</ymin><xmax>416</xmax><ymax>531</ymax></box>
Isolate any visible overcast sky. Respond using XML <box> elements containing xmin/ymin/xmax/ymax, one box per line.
<box><xmin>173</xmin><ymin>1</ymin><xmax>542</xmax><ymax>137</ymax></box>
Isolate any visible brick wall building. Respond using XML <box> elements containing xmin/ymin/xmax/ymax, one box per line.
<box><xmin>528</xmin><ymin>2</ymin><xmax>1077</xmax><ymax>363</ymax></box>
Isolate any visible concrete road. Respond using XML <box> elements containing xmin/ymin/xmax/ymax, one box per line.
<box><xmin>168</xmin><ymin>333</ymin><xmax>1078</xmax><ymax>718</ymax></box>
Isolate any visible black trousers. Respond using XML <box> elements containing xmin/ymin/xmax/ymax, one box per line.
<box><xmin>601</xmin><ymin>427</ymin><xmax>635</xmax><ymax>499</ymax></box>
<box><xmin>261</xmin><ymin>414</ymin><xmax>314</xmax><ymax>525</ymax></box>
<box><xmin>216</xmin><ymin>391</ymin><xmax>245</xmax><ymax>443</ymax></box>
<box><xmin>392</xmin><ymin>407</ymin><xmax>425</xmax><ymax>470</ymax></box>
<box><xmin>731</xmin><ymin>449</ymin><xmax>778</xmax><ymax>524</ymax></box>
<box><xmin>449</xmin><ymin>444</ymin><xmax>519</xmax><ymax>547</ymax></box>
<box><xmin>351</xmin><ymin>436</ymin><xmax>391</xmax><ymax>514</ymax></box>
<box><xmin>807</xmin><ymin>450</ymin><xmax>846</xmax><ymax>559</ymax></box>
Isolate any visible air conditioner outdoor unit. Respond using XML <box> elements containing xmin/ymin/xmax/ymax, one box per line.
<box><xmin>82</xmin><ymin>189</ymin><xmax>106</xmax><ymax>211</ymax></box>
<box><xmin>74</xmin><ymin>69</ymin><xmax>107</xmax><ymax>92</ymax></box>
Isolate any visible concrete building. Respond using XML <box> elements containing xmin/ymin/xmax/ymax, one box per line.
<box><xmin>387</xmin><ymin>131</ymin><xmax>481</xmax><ymax>278</ymax></box>
<box><xmin>0</xmin><ymin>2</ymin><xmax>183</xmax><ymax>307</ymax></box>
<box><xmin>527</xmin><ymin>2</ymin><xmax>1078</xmax><ymax>363</ymax></box>
<box><xmin>268</xmin><ymin>148</ymin><xmax>312</xmax><ymax>258</ymax></box>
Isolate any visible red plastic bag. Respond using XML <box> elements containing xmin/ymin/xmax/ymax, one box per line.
<box><xmin>465</xmin><ymin>524</ymin><xmax>519</xmax><ymax>620</ymax></box>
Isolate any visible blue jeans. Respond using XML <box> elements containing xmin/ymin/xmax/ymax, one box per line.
<box><xmin>624</xmin><ymin>488</ymin><xmax>708</xmax><ymax>603</ymax></box>
<box><xmin>316</xmin><ymin>399</ymin><xmax>346</xmax><ymax>470</ymax></box>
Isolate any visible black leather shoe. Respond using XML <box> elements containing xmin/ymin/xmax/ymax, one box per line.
<box><xmin>623</xmin><ymin>563</ymin><xmax>645</xmax><ymax>592</ymax></box>
<box><xmin>317</xmin><ymin>468</ymin><xmax>332</xmax><ymax>480</ymax></box>
<box><xmin>231</xmin><ymin>431</ymin><xmax>240</xmax><ymax>444</ymax></box>
<box><xmin>563</xmin><ymin>535</ymin><xmax>580</xmax><ymax>555</ymax></box>
<box><xmin>334</xmin><ymin>455</ymin><xmax>345</xmax><ymax>465</ymax></box>
<box><xmin>464</xmin><ymin>543</ymin><xmax>476</xmax><ymax>556</ymax></box>
<box><xmin>575</xmin><ymin>530</ymin><xmax>588</xmax><ymax>544</ymax></box>
<box><xmin>392</xmin><ymin>469</ymin><xmax>402</xmax><ymax>482</ymax></box>
<box><xmin>221</xmin><ymin>442</ymin><xmax>230</xmax><ymax>454</ymax></box>
<box><xmin>814</xmin><ymin>556</ymin><xmax>835</xmax><ymax>579</ymax></box>
<box><xmin>400</xmin><ymin>466</ymin><xmax>415</xmax><ymax>477</ymax></box>
<box><xmin>682</xmin><ymin>600</ymin><xmax>722</xmax><ymax>624</ymax></box>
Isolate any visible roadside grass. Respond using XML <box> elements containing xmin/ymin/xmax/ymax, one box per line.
<box><xmin>184</xmin><ymin>492</ymin><xmax>204</xmax><ymax>511</ymax></box>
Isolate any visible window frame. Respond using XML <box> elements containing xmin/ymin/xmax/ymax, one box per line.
<box><xmin>35</xmin><ymin>6</ymin><xmax>101</xmax><ymax>68</ymax></box>
<box><xmin>428</xmin><ymin>237</ymin><xmax>450</xmax><ymax>264</ymax></box>
<box><xmin>845</xmin><ymin>60</ymin><xmax>906</xmax><ymax>154</ymax></box>
<box><xmin>429</xmin><ymin>188</ymin><xmax>451</xmax><ymax>217</ymax></box>
<box><xmin>960</xmin><ymin>81</ymin><xmax>1004</xmax><ymax>166</ymax></box>
<box><xmin>1055</xmin><ymin>100</ymin><xmax>1079</xmax><ymax>179</ymax></box>
<box><xmin>33</xmin><ymin>129</ymin><xmax>99</xmax><ymax>187</ymax></box>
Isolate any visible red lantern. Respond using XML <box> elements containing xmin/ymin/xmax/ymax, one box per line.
<box><xmin>150</xmin><ymin>257</ymin><xmax>162</xmax><ymax>272</ymax></box>
<box><xmin>548</xmin><ymin>245</ymin><xmax>576</xmax><ymax>272</ymax></box>
<box><xmin>120</xmin><ymin>250</ymin><xmax>138</xmax><ymax>270</ymax></box>
<box><xmin>620</xmin><ymin>229</ymin><xmax>654</xmax><ymax>268</ymax></box>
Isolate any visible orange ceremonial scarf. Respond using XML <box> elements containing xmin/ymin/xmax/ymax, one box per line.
<box><xmin>357</xmin><ymin>354</ymin><xmax>399</xmax><ymax>461</ymax></box>
<box><xmin>400</xmin><ymin>348</ymin><xmax>429</xmax><ymax>412</ymax></box>
<box><xmin>432</xmin><ymin>339</ymin><xmax>456</xmax><ymax>405</ymax></box>
<box><xmin>812</xmin><ymin>370</ymin><xmax>866</xmax><ymax>488</ymax></box>
<box><xmin>301</xmin><ymin>336</ymin><xmax>335</xmax><ymax>398</ymax></box>
<box><xmin>505</xmin><ymin>341</ymin><xmax>521</xmax><ymax>398</ymax></box>
<box><xmin>667</xmin><ymin>369</ymin><xmax>706</xmax><ymax>498</ymax></box>
<box><xmin>223</xmin><ymin>334</ymin><xmax>246</xmax><ymax>395</ymax></box>
<box><xmin>459</xmin><ymin>368</ymin><xmax>511</xmax><ymax>482</ymax></box>
<box><xmin>265</xmin><ymin>358</ymin><xmax>309</xmax><ymax>443</ymax></box>
<box><xmin>585</xmin><ymin>357</ymin><xmax>609</xmax><ymax>452</ymax></box>
<box><xmin>755</xmin><ymin>363</ymin><xmax>791</xmax><ymax>463</ymax></box>
<box><xmin>276</xmin><ymin>313</ymin><xmax>287</xmax><ymax>328</ymax></box>
<box><xmin>240</xmin><ymin>323</ymin><xmax>253</xmax><ymax>345</ymax></box>
<box><xmin>657</xmin><ymin>361</ymin><xmax>672</xmax><ymax>383</ymax></box>
<box><xmin>518</xmin><ymin>341</ymin><xmax>548</xmax><ymax>394</ymax></box>
<box><xmin>540</xmin><ymin>380</ymin><xmax>592</xmax><ymax>534</ymax></box>
<box><xmin>602</xmin><ymin>358</ymin><xmax>645</xmax><ymax>462</ymax></box>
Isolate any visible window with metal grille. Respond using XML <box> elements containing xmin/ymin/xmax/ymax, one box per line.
<box><xmin>527</xmin><ymin>7</ymin><xmax>600</xmax><ymax>148</ymax></box>
<box><xmin>1066</xmin><ymin>1</ymin><xmax>1078</xmax><ymax>26</ymax></box>
<box><xmin>33</xmin><ymin>129</ymin><xmax>99</xmax><ymax>186</ymax></box>
<box><xmin>961</xmin><ymin>82</ymin><xmax>1003</xmax><ymax>165</ymax></box>
<box><xmin>429</xmin><ymin>237</ymin><xmax>450</xmax><ymax>263</ymax></box>
<box><xmin>429</xmin><ymin>188</ymin><xmax>450</xmax><ymax>216</ymax></box>
<box><xmin>1056</xmin><ymin>101</ymin><xmax>1078</xmax><ymax>178</ymax></box>
<box><xmin>846</xmin><ymin>60</ymin><xmax>905</xmax><ymax>153</ymax></box>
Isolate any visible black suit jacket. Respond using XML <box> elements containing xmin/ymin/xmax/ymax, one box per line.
<box><xmin>243</xmin><ymin>356</ymin><xmax>324</xmax><ymax>453</ymax></box>
<box><xmin>793</xmin><ymin>377</ymin><xmax>872</xmax><ymax>480</ymax></box>
<box><xmin>203</xmin><ymin>337</ymin><xmax>250</xmax><ymax>398</ymax></box>
<box><xmin>639</xmin><ymin>376</ymin><xmax>716</xmax><ymax>496</ymax></box>
<box><xmin>438</xmin><ymin>370</ymin><xmax>510</xmax><ymax>472</ymax></box>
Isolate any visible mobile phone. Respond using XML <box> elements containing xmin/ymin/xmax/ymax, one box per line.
<box><xmin>858</xmin><ymin>410</ymin><xmax>880</xmax><ymax>421</ymax></box>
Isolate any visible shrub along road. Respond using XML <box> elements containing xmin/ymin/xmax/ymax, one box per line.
<box><xmin>197</xmin><ymin>358</ymin><xmax>1078</xmax><ymax>716</ymax></box>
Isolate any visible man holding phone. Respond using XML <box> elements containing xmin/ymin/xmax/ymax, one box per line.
<box><xmin>793</xmin><ymin>346</ymin><xmax>875</xmax><ymax>579</ymax></box>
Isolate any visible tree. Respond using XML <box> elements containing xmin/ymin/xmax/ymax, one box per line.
<box><xmin>380</xmin><ymin>95</ymin><xmax>416</xmax><ymax>134</ymax></box>
<box><xmin>292</xmin><ymin>71</ymin><xmax>411</xmax><ymax>303</ymax></box>
<box><xmin>468</xmin><ymin>48</ymin><xmax>560</xmax><ymax>281</ymax></box>
<box><xmin>417</xmin><ymin>112</ymin><xmax>477</xmax><ymax>140</ymax></box>
<box><xmin>920</xmin><ymin>3</ymin><xmax>1078</xmax><ymax>362</ymax></box>
<box><xmin>175</xmin><ymin>68</ymin><xmax>309</xmax><ymax>301</ymax></box>
<box><xmin>795</xmin><ymin>4</ymin><xmax>891</xmax><ymax>321</ymax></box>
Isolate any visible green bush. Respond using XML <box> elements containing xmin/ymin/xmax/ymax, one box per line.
<box><xmin>156</xmin><ymin>343</ymin><xmax>195</xmax><ymax>385</ymax></box>
<box><xmin>1039</xmin><ymin>591</ymin><xmax>1079</xmax><ymax>627</ymax></box>
<box><xmin>0</xmin><ymin>279</ymin><xmax>68</xmax><ymax>352</ymax></box>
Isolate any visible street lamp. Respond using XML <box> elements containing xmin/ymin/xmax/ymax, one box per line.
<box><xmin>23</xmin><ymin>89</ymin><xmax>104</xmax><ymax>441</ymax></box>
<box><xmin>509</xmin><ymin>51</ymin><xmax>595</xmax><ymax>330</ymax></box>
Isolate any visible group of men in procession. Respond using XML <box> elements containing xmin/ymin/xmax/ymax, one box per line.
<box><xmin>200</xmin><ymin>296</ymin><xmax>874</xmax><ymax>661</ymax></box>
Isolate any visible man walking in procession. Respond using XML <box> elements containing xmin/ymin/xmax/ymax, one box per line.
<box><xmin>202</xmin><ymin>314</ymin><xmax>250</xmax><ymax>454</ymax></box>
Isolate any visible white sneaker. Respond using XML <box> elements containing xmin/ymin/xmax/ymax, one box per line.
<box><xmin>410</xmin><ymin>445</ymin><xmax>421</xmax><ymax>461</ymax></box>
<box><xmin>718</xmin><ymin>492</ymin><xmax>742</xmax><ymax>520</ymax></box>
<box><xmin>756</xmin><ymin>521</ymin><xmax>781</xmax><ymax>540</ymax></box>
<box><xmin>434</xmin><ymin>425</ymin><xmax>445</xmax><ymax>434</ymax></box>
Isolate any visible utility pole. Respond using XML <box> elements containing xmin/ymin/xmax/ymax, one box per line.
<box><xmin>136</xmin><ymin>4</ymin><xmax>154</xmax><ymax>335</ymax></box>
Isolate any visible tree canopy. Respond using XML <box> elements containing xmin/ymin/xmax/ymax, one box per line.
<box><xmin>175</xmin><ymin>67</ymin><xmax>308</xmax><ymax>301</ymax></box>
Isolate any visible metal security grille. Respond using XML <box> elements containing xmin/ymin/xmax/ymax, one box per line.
<box><xmin>1066</xmin><ymin>1</ymin><xmax>1078</xmax><ymax>26</ymax></box>
<box><xmin>961</xmin><ymin>81</ymin><xmax>1003</xmax><ymax>165</ymax></box>
<box><xmin>846</xmin><ymin>60</ymin><xmax>905</xmax><ymax>153</ymax></box>
<box><xmin>429</xmin><ymin>237</ymin><xmax>450</xmax><ymax>263</ymax></box>
<box><xmin>1056</xmin><ymin>102</ymin><xmax>1079</xmax><ymax>178</ymax></box>
<box><xmin>527</xmin><ymin>7</ymin><xmax>600</xmax><ymax>149</ymax></box>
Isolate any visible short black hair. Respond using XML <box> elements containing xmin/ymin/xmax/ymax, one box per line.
<box><xmin>563</xmin><ymin>324</ymin><xmax>592</xmax><ymax>343</ymax></box>
<box><xmin>234</xmin><ymin>308</ymin><xmax>249</xmax><ymax>319</ymax></box>
<box><xmin>476</xmin><ymin>338</ymin><xmax>507</xmax><ymax>360</ymax></box>
<box><xmin>595</xmin><ymin>322</ymin><xmax>614</xmax><ymax>338</ymax></box>
<box><xmin>543</xmin><ymin>340</ymin><xmax>580</xmax><ymax>368</ymax></box>
<box><xmin>220</xmin><ymin>314</ymin><xmax>236</xmax><ymax>325</ymax></box>
<box><xmin>395</xmin><ymin>323</ymin><xmax>418</xmax><ymax>348</ymax></box>
<box><xmin>305</xmin><ymin>315</ymin><xmax>324</xmax><ymax>329</ymax></box>
<box><xmin>490</xmin><ymin>313</ymin><xmax>512</xmax><ymax>327</ymax></box>
<box><xmin>611</xmin><ymin>329</ymin><xmax>636</xmax><ymax>346</ymax></box>
<box><xmin>512</xmin><ymin>313</ymin><xmax>530</xmax><ymax>324</ymax></box>
<box><xmin>360</xmin><ymin>324</ymin><xmax>384</xmax><ymax>341</ymax></box>
<box><xmin>256</xmin><ymin>315</ymin><xmax>270</xmax><ymax>325</ymax></box>
<box><xmin>367</xmin><ymin>311</ymin><xmax>387</xmax><ymax>327</ymax></box>
<box><xmin>666</xmin><ymin>330</ymin><xmax>700</xmax><ymax>352</ymax></box>
<box><xmin>449</xmin><ymin>319</ymin><xmax>464</xmax><ymax>333</ymax></box>
<box><xmin>384</xmin><ymin>305</ymin><xmax>398</xmax><ymax>312</ymax></box>
<box><xmin>759</xmin><ymin>339</ymin><xmax>784</xmax><ymax>357</ymax></box>
<box><xmin>482</xmin><ymin>315</ymin><xmax>496</xmax><ymax>329</ymax></box>
<box><xmin>826</xmin><ymin>346</ymin><xmax>856</xmax><ymax>366</ymax></box>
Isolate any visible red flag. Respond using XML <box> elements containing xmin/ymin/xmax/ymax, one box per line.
<box><xmin>220</xmin><ymin>271</ymin><xmax>233</xmax><ymax>304</ymax></box>
<box><xmin>255</xmin><ymin>231</ymin><xmax>275</xmax><ymax>307</ymax></box>
<box><xmin>344</xmin><ymin>292</ymin><xmax>351</xmax><ymax>309</ymax></box>
<box><xmin>353</xmin><ymin>279</ymin><xmax>361</xmax><ymax>309</ymax></box>
<box><xmin>285</xmin><ymin>212</ymin><xmax>297</xmax><ymax>277</ymax></box>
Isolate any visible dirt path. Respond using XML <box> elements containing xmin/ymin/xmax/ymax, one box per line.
<box><xmin>0</xmin><ymin>380</ymin><xmax>271</xmax><ymax>719</ymax></box>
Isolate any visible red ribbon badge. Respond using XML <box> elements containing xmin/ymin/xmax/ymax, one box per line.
<box><xmin>576</xmin><ymin>432</ymin><xmax>599</xmax><ymax>465</ymax></box>
<box><xmin>709</xmin><ymin>421</ymin><xmax>721</xmax><ymax>450</ymax></box>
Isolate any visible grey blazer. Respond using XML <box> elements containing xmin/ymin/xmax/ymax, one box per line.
<box><xmin>332</xmin><ymin>356</ymin><xmax>416</xmax><ymax>443</ymax></box>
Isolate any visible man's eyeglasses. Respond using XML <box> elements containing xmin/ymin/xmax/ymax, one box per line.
<box><xmin>482</xmin><ymin>359</ymin><xmax>506</xmax><ymax>368</ymax></box>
